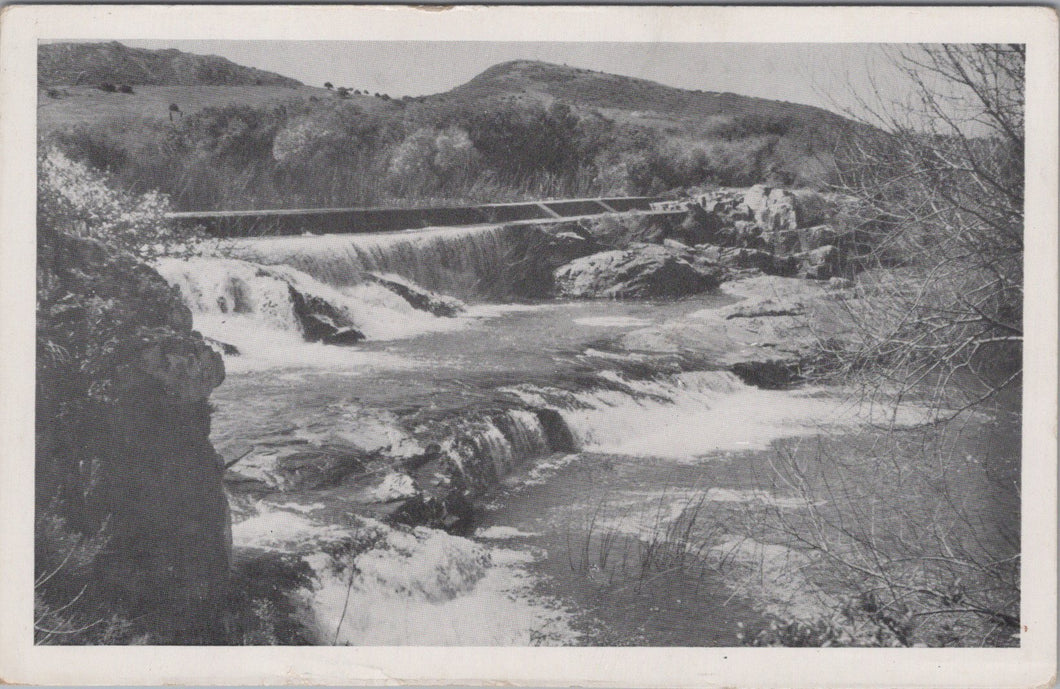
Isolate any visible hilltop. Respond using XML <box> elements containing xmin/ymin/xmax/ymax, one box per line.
<box><xmin>39</xmin><ymin>41</ymin><xmax>303</xmax><ymax>87</ymax></box>
<box><xmin>434</xmin><ymin>59</ymin><xmax>857</xmax><ymax>185</ymax></box>
<box><xmin>450</xmin><ymin>59</ymin><xmax>850</xmax><ymax>131</ymax></box>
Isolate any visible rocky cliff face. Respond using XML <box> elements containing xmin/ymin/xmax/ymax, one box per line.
<box><xmin>36</xmin><ymin>229</ymin><xmax>231</xmax><ymax>642</ymax></box>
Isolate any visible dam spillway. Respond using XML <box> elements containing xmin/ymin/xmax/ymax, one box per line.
<box><xmin>166</xmin><ymin>196</ymin><xmax>669</xmax><ymax>237</ymax></box>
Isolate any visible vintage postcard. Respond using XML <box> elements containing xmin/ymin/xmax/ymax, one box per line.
<box><xmin>0</xmin><ymin>4</ymin><xmax>1055</xmax><ymax>687</ymax></box>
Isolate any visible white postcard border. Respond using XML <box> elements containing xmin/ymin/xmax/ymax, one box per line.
<box><xmin>0</xmin><ymin>5</ymin><xmax>1055</xmax><ymax>687</ymax></box>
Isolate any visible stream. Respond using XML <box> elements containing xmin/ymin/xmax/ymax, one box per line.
<box><xmin>156</xmin><ymin>224</ymin><xmax>908</xmax><ymax>645</ymax></box>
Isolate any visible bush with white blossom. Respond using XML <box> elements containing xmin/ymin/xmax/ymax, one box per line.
<box><xmin>38</xmin><ymin>149</ymin><xmax>207</xmax><ymax>260</ymax></box>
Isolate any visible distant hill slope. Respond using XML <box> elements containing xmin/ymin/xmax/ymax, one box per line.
<box><xmin>37</xmin><ymin>84</ymin><xmax>327</xmax><ymax>133</ymax></box>
<box><xmin>446</xmin><ymin>60</ymin><xmax>855</xmax><ymax>137</ymax></box>
<box><xmin>38</xmin><ymin>41</ymin><xmax>303</xmax><ymax>87</ymax></box>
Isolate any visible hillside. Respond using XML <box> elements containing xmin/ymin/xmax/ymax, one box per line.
<box><xmin>38</xmin><ymin>41</ymin><xmax>303</xmax><ymax>87</ymax></box>
<box><xmin>40</xmin><ymin>52</ymin><xmax>864</xmax><ymax>211</ymax></box>
<box><xmin>37</xmin><ymin>84</ymin><xmax>328</xmax><ymax>133</ymax></box>
<box><xmin>449</xmin><ymin>59</ymin><xmax>852</xmax><ymax>133</ymax></box>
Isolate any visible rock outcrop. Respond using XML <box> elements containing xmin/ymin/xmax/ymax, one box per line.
<box><xmin>36</xmin><ymin>230</ymin><xmax>231</xmax><ymax>642</ymax></box>
<box><xmin>497</xmin><ymin>222</ymin><xmax>605</xmax><ymax>298</ymax></box>
<box><xmin>368</xmin><ymin>273</ymin><xmax>465</xmax><ymax>317</ymax></box>
<box><xmin>620</xmin><ymin>274</ymin><xmax>856</xmax><ymax>386</ymax></box>
<box><xmin>287</xmin><ymin>285</ymin><xmax>366</xmax><ymax>346</ymax></box>
<box><xmin>794</xmin><ymin>245</ymin><xmax>841</xmax><ymax>280</ymax></box>
<box><xmin>677</xmin><ymin>185</ymin><xmax>849</xmax><ymax>256</ymax></box>
<box><xmin>553</xmin><ymin>244</ymin><xmax>722</xmax><ymax>299</ymax></box>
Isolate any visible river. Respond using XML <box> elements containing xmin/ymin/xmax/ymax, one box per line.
<box><xmin>154</xmin><ymin>224</ymin><xmax>938</xmax><ymax>646</ymax></box>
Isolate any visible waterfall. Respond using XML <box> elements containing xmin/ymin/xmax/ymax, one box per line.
<box><xmin>442</xmin><ymin>409</ymin><xmax>556</xmax><ymax>485</ymax></box>
<box><xmin>226</xmin><ymin>224</ymin><xmax>526</xmax><ymax>300</ymax></box>
<box><xmin>155</xmin><ymin>256</ymin><xmax>467</xmax><ymax>365</ymax></box>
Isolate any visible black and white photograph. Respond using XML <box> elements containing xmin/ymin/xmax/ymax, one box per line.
<box><xmin>0</xmin><ymin>5</ymin><xmax>1055</xmax><ymax>687</ymax></box>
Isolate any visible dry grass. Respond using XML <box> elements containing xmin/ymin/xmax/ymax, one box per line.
<box><xmin>37</xmin><ymin>84</ymin><xmax>338</xmax><ymax>134</ymax></box>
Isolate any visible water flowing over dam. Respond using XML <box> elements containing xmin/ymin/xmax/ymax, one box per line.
<box><xmin>226</xmin><ymin>223</ymin><xmax>525</xmax><ymax>298</ymax></box>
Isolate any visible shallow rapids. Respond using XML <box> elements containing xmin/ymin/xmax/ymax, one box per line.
<box><xmin>157</xmin><ymin>230</ymin><xmax>929</xmax><ymax>645</ymax></box>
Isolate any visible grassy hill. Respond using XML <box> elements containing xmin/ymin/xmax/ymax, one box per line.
<box><xmin>38</xmin><ymin>84</ymin><xmax>329</xmax><ymax>132</ymax></box>
<box><xmin>40</xmin><ymin>48</ymin><xmax>861</xmax><ymax>211</ymax></box>
<box><xmin>39</xmin><ymin>41</ymin><xmax>302</xmax><ymax>87</ymax></box>
<box><xmin>450</xmin><ymin>59</ymin><xmax>851</xmax><ymax>132</ymax></box>
<box><xmin>435</xmin><ymin>59</ymin><xmax>856</xmax><ymax>186</ymax></box>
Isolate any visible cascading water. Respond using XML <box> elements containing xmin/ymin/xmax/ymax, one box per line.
<box><xmin>225</xmin><ymin>223</ymin><xmax>525</xmax><ymax>300</ymax></box>
<box><xmin>157</xmin><ymin>224</ymin><xmax>925</xmax><ymax>645</ymax></box>
<box><xmin>155</xmin><ymin>256</ymin><xmax>468</xmax><ymax>368</ymax></box>
<box><xmin>504</xmin><ymin>370</ymin><xmax>865</xmax><ymax>459</ymax></box>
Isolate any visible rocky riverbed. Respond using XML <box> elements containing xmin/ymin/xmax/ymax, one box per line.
<box><xmin>41</xmin><ymin>183</ymin><xmax>996</xmax><ymax>646</ymax></box>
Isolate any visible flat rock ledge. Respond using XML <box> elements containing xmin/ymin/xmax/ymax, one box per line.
<box><xmin>620</xmin><ymin>274</ymin><xmax>857</xmax><ymax>386</ymax></box>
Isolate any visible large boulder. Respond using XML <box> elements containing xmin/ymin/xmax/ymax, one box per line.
<box><xmin>36</xmin><ymin>231</ymin><xmax>232</xmax><ymax>642</ymax></box>
<box><xmin>672</xmin><ymin>205</ymin><xmax>725</xmax><ymax>246</ymax></box>
<box><xmin>554</xmin><ymin>244</ymin><xmax>721</xmax><ymax>298</ymax></box>
<box><xmin>742</xmin><ymin>186</ymin><xmax>840</xmax><ymax>253</ymax></box>
<box><xmin>677</xmin><ymin>190</ymin><xmax>758</xmax><ymax>248</ymax></box>
<box><xmin>368</xmin><ymin>273</ymin><xmax>465</xmax><ymax>317</ymax></box>
<box><xmin>674</xmin><ymin>187</ymin><xmax>849</xmax><ymax>255</ymax></box>
<box><xmin>692</xmin><ymin>189</ymin><xmax>755</xmax><ymax>224</ymax></box>
<box><xmin>287</xmin><ymin>285</ymin><xmax>366</xmax><ymax>345</ymax></box>
<box><xmin>497</xmin><ymin>222</ymin><xmax>605</xmax><ymax>298</ymax></box>
<box><xmin>760</xmin><ymin>188</ymin><xmax>799</xmax><ymax>249</ymax></box>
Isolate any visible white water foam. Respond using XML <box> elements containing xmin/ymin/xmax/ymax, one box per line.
<box><xmin>233</xmin><ymin>503</ymin><xmax>350</xmax><ymax>551</ymax></box>
<box><xmin>572</xmin><ymin>316</ymin><xmax>652</xmax><ymax>328</ymax></box>
<box><xmin>232</xmin><ymin>502</ymin><xmax>577</xmax><ymax>646</ymax></box>
<box><xmin>188</xmin><ymin>315</ymin><xmax>419</xmax><ymax>374</ymax></box>
<box><xmin>506</xmin><ymin>371</ymin><xmax>929</xmax><ymax>460</ymax></box>
<box><xmin>370</xmin><ymin>472</ymin><xmax>418</xmax><ymax>502</ymax></box>
<box><xmin>303</xmin><ymin>523</ymin><xmax>577</xmax><ymax>646</ymax></box>
<box><xmin>155</xmin><ymin>256</ymin><xmax>468</xmax><ymax>370</ymax></box>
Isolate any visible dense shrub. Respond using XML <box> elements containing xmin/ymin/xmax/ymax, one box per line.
<box><xmin>44</xmin><ymin>90</ymin><xmax>837</xmax><ymax>211</ymax></box>
<box><xmin>37</xmin><ymin>149</ymin><xmax>203</xmax><ymax>260</ymax></box>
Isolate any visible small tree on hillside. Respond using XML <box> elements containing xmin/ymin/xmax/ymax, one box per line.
<box><xmin>324</xmin><ymin>82</ymin><xmax>333</xmax><ymax>90</ymax></box>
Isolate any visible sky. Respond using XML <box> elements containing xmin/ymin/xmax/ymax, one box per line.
<box><xmin>115</xmin><ymin>40</ymin><xmax>908</xmax><ymax>119</ymax></box>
